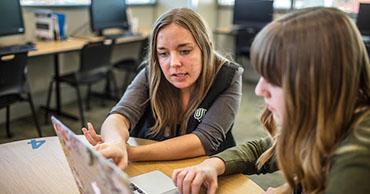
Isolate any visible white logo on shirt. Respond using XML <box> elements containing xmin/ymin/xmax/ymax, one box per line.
<box><xmin>194</xmin><ymin>108</ymin><xmax>207</xmax><ymax>122</ymax></box>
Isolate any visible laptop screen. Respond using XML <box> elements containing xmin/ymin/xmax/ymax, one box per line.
<box><xmin>52</xmin><ymin>116</ymin><xmax>132</xmax><ymax>194</ymax></box>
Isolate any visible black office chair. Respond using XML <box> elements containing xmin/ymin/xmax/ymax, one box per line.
<box><xmin>234</xmin><ymin>27</ymin><xmax>260</xmax><ymax>61</ymax></box>
<box><xmin>112</xmin><ymin>37</ymin><xmax>149</xmax><ymax>96</ymax></box>
<box><xmin>0</xmin><ymin>52</ymin><xmax>42</xmax><ymax>138</ymax></box>
<box><xmin>45</xmin><ymin>40</ymin><xmax>117</xmax><ymax>127</ymax></box>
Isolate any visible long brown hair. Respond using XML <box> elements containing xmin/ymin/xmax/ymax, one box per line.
<box><xmin>147</xmin><ymin>8</ymin><xmax>228</xmax><ymax>136</ymax></box>
<box><xmin>251</xmin><ymin>7</ymin><xmax>370</xmax><ymax>193</ymax></box>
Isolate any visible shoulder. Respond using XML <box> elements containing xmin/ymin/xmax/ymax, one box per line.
<box><xmin>217</xmin><ymin>61</ymin><xmax>243</xmax><ymax>82</ymax></box>
<box><xmin>125</xmin><ymin>68</ymin><xmax>148</xmax><ymax>90</ymax></box>
<box><xmin>135</xmin><ymin>68</ymin><xmax>149</xmax><ymax>83</ymax></box>
<box><xmin>221</xmin><ymin>61</ymin><xmax>243</xmax><ymax>74</ymax></box>
<box><xmin>326</xmin><ymin>111</ymin><xmax>370</xmax><ymax>193</ymax></box>
<box><xmin>327</xmin><ymin>144</ymin><xmax>370</xmax><ymax>193</ymax></box>
<box><xmin>339</xmin><ymin>110</ymin><xmax>370</xmax><ymax>151</ymax></box>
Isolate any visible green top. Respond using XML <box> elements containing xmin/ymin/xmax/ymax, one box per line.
<box><xmin>214</xmin><ymin>113</ymin><xmax>370</xmax><ymax>193</ymax></box>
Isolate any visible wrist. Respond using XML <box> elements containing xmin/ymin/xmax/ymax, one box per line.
<box><xmin>204</xmin><ymin>157</ymin><xmax>226</xmax><ymax>175</ymax></box>
<box><xmin>103</xmin><ymin>137</ymin><xmax>126</xmax><ymax>146</ymax></box>
<box><xmin>127</xmin><ymin>145</ymin><xmax>142</xmax><ymax>161</ymax></box>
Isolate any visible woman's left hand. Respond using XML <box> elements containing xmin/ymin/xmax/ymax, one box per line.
<box><xmin>172</xmin><ymin>157</ymin><xmax>226</xmax><ymax>194</ymax></box>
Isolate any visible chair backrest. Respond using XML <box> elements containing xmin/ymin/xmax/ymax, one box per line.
<box><xmin>138</xmin><ymin>37</ymin><xmax>149</xmax><ymax>63</ymax></box>
<box><xmin>0</xmin><ymin>52</ymin><xmax>28</xmax><ymax>96</ymax></box>
<box><xmin>79</xmin><ymin>39</ymin><xmax>113</xmax><ymax>74</ymax></box>
<box><xmin>235</xmin><ymin>28</ymin><xmax>260</xmax><ymax>56</ymax></box>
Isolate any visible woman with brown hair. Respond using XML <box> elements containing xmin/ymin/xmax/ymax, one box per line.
<box><xmin>82</xmin><ymin>8</ymin><xmax>243</xmax><ymax>170</ymax></box>
<box><xmin>172</xmin><ymin>7</ymin><xmax>370</xmax><ymax>194</ymax></box>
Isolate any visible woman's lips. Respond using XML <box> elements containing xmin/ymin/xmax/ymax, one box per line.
<box><xmin>172</xmin><ymin>73</ymin><xmax>188</xmax><ymax>81</ymax></box>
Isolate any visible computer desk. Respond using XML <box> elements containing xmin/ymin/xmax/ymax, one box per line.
<box><xmin>23</xmin><ymin>33</ymin><xmax>149</xmax><ymax>122</ymax></box>
<box><xmin>0</xmin><ymin>136</ymin><xmax>264</xmax><ymax>194</ymax></box>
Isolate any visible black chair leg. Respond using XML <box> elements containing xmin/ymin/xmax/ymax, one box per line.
<box><xmin>86</xmin><ymin>84</ymin><xmax>91</xmax><ymax>111</ymax></box>
<box><xmin>6</xmin><ymin>105</ymin><xmax>13</xmax><ymax>138</ymax></box>
<box><xmin>28</xmin><ymin>93</ymin><xmax>42</xmax><ymax>137</ymax></box>
<box><xmin>99</xmin><ymin>80</ymin><xmax>108</xmax><ymax>107</ymax></box>
<box><xmin>122</xmin><ymin>71</ymin><xmax>131</xmax><ymax>96</ymax></box>
<box><xmin>75</xmin><ymin>84</ymin><xmax>85</xmax><ymax>128</ymax></box>
<box><xmin>105</xmin><ymin>74</ymin><xmax>111</xmax><ymax>98</ymax></box>
<box><xmin>45</xmin><ymin>80</ymin><xmax>54</xmax><ymax>124</ymax></box>
<box><xmin>110</xmin><ymin>71</ymin><xmax>119</xmax><ymax>100</ymax></box>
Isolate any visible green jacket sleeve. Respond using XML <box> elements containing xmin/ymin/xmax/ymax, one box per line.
<box><xmin>212</xmin><ymin>137</ymin><xmax>279</xmax><ymax>175</ymax></box>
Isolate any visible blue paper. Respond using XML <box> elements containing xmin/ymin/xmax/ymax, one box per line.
<box><xmin>53</xmin><ymin>13</ymin><xmax>66</xmax><ymax>40</ymax></box>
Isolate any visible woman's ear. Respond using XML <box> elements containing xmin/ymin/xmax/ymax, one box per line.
<box><xmin>209</xmin><ymin>41</ymin><xmax>213</xmax><ymax>47</ymax></box>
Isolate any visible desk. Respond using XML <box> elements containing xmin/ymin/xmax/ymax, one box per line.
<box><xmin>24</xmin><ymin>33</ymin><xmax>149</xmax><ymax>123</ymax></box>
<box><xmin>214</xmin><ymin>27</ymin><xmax>235</xmax><ymax>35</ymax></box>
<box><xmin>0</xmin><ymin>136</ymin><xmax>264</xmax><ymax>194</ymax></box>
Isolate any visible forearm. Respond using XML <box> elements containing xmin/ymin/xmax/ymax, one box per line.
<box><xmin>128</xmin><ymin>134</ymin><xmax>206</xmax><ymax>161</ymax></box>
<box><xmin>214</xmin><ymin>137</ymin><xmax>275</xmax><ymax>175</ymax></box>
<box><xmin>101</xmin><ymin>114</ymin><xmax>130</xmax><ymax>144</ymax></box>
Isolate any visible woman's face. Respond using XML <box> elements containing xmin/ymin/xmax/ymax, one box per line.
<box><xmin>255</xmin><ymin>77</ymin><xmax>285</xmax><ymax>126</ymax></box>
<box><xmin>156</xmin><ymin>23</ymin><xmax>202</xmax><ymax>95</ymax></box>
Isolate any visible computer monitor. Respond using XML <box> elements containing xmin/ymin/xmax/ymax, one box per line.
<box><xmin>357</xmin><ymin>3</ymin><xmax>370</xmax><ymax>36</ymax></box>
<box><xmin>0</xmin><ymin>0</ymin><xmax>25</xmax><ymax>36</ymax></box>
<box><xmin>90</xmin><ymin>0</ymin><xmax>130</xmax><ymax>36</ymax></box>
<box><xmin>233</xmin><ymin>0</ymin><xmax>274</xmax><ymax>28</ymax></box>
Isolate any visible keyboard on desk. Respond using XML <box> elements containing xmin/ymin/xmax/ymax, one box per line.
<box><xmin>0</xmin><ymin>43</ymin><xmax>36</xmax><ymax>56</ymax></box>
<box><xmin>104</xmin><ymin>32</ymin><xmax>142</xmax><ymax>40</ymax></box>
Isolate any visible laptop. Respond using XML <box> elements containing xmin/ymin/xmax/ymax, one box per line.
<box><xmin>51</xmin><ymin>116</ymin><xmax>180</xmax><ymax>194</ymax></box>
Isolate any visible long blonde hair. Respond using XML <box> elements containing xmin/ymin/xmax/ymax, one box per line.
<box><xmin>147</xmin><ymin>8</ymin><xmax>228</xmax><ymax>136</ymax></box>
<box><xmin>251</xmin><ymin>7</ymin><xmax>370</xmax><ymax>193</ymax></box>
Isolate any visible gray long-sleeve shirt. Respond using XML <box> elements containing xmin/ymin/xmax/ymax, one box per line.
<box><xmin>110</xmin><ymin>66</ymin><xmax>243</xmax><ymax>154</ymax></box>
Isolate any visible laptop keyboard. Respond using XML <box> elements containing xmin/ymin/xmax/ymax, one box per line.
<box><xmin>130</xmin><ymin>183</ymin><xmax>146</xmax><ymax>194</ymax></box>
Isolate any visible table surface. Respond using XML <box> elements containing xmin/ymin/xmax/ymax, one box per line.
<box><xmin>0</xmin><ymin>31</ymin><xmax>149</xmax><ymax>58</ymax></box>
<box><xmin>31</xmin><ymin>32</ymin><xmax>149</xmax><ymax>57</ymax></box>
<box><xmin>0</xmin><ymin>136</ymin><xmax>263</xmax><ymax>194</ymax></box>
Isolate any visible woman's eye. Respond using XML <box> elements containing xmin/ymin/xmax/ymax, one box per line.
<box><xmin>158</xmin><ymin>52</ymin><xmax>168</xmax><ymax>57</ymax></box>
<box><xmin>180</xmin><ymin>50</ymin><xmax>190</xmax><ymax>55</ymax></box>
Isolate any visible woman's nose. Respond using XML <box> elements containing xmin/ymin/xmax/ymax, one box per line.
<box><xmin>170</xmin><ymin>53</ymin><xmax>181</xmax><ymax>67</ymax></box>
<box><xmin>255</xmin><ymin>77</ymin><xmax>270</xmax><ymax>98</ymax></box>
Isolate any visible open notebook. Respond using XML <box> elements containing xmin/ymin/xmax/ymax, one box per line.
<box><xmin>51</xmin><ymin>116</ymin><xmax>179</xmax><ymax>194</ymax></box>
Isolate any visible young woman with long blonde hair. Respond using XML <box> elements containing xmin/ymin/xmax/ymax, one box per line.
<box><xmin>82</xmin><ymin>8</ymin><xmax>243</xmax><ymax>170</ymax></box>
